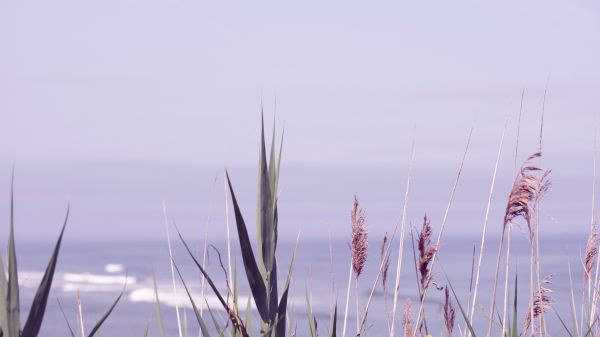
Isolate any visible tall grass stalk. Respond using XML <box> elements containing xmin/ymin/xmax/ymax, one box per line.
<box><xmin>390</xmin><ymin>130</ymin><xmax>415</xmax><ymax>337</ymax></box>
<box><xmin>162</xmin><ymin>201</ymin><xmax>184</xmax><ymax>337</ymax></box>
<box><xmin>590</xmin><ymin>127</ymin><xmax>599</xmax><ymax>330</ymax></box>
<box><xmin>413</xmin><ymin>126</ymin><xmax>473</xmax><ymax>334</ymax></box>
<box><xmin>200</xmin><ymin>176</ymin><xmax>218</xmax><ymax>320</ymax></box>
<box><xmin>467</xmin><ymin>111</ymin><xmax>509</xmax><ymax>335</ymax></box>
<box><xmin>502</xmin><ymin>91</ymin><xmax>525</xmax><ymax>337</ymax></box>
<box><xmin>342</xmin><ymin>260</ymin><xmax>352</xmax><ymax>337</ymax></box>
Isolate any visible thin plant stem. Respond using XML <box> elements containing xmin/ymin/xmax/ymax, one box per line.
<box><xmin>342</xmin><ymin>259</ymin><xmax>353</xmax><ymax>337</ymax></box>
<box><xmin>413</xmin><ymin>126</ymin><xmax>473</xmax><ymax>334</ymax></box>
<box><xmin>162</xmin><ymin>201</ymin><xmax>184</xmax><ymax>337</ymax></box>
<box><xmin>390</xmin><ymin>129</ymin><xmax>416</xmax><ymax>337</ymax></box>
<box><xmin>468</xmin><ymin>111</ymin><xmax>509</xmax><ymax>334</ymax></box>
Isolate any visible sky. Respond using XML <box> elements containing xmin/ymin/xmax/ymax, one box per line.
<box><xmin>0</xmin><ymin>0</ymin><xmax>599</xmax><ymax>240</ymax></box>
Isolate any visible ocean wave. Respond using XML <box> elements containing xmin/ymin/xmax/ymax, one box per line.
<box><xmin>128</xmin><ymin>287</ymin><xmax>255</xmax><ymax>310</ymax></box>
<box><xmin>63</xmin><ymin>273</ymin><xmax>136</xmax><ymax>285</ymax></box>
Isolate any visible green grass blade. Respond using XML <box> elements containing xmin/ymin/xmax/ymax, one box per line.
<box><xmin>553</xmin><ymin>308</ymin><xmax>575</xmax><ymax>337</ymax></box>
<box><xmin>22</xmin><ymin>207</ymin><xmax>69</xmax><ymax>337</ymax></box>
<box><xmin>86</xmin><ymin>285</ymin><xmax>125</xmax><ymax>337</ymax></box>
<box><xmin>275</xmin><ymin>237</ymin><xmax>299</xmax><ymax>337</ymax></box>
<box><xmin>143</xmin><ymin>322</ymin><xmax>150</xmax><ymax>337</ymax></box>
<box><xmin>56</xmin><ymin>296</ymin><xmax>76</xmax><ymax>337</ymax></box>
<box><xmin>0</xmin><ymin>252</ymin><xmax>9</xmax><ymax>336</ymax></box>
<box><xmin>152</xmin><ymin>273</ymin><xmax>165</xmax><ymax>337</ymax></box>
<box><xmin>225</xmin><ymin>172</ymin><xmax>269</xmax><ymax>322</ymax></box>
<box><xmin>206</xmin><ymin>302</ymin><xmax>226</xmax><ymax>337</ymax></box>
<box><xmin>7</xmin><ymin>170</ymin><xmax>21</xmax><ymax>337</ymax></box>
<box><xmin>511</xmin><ymin>271</ymin><xmax>517</xmax><ymax>337</ymax></box>
<box><xmin>442</xmin><ymin>266</ymin><xmax>477</xmax><ymax>337</ymax></box>
<box><xmin>172</xmin><ymin>262</ymin><xmax>211</xmax><ymax>337</ymax></box>
<box><xmin>305</xmin><ymin>286</ymin><xmax>317</xmax><ymax>337</ymax></box>
<box><xmin>258</xmin><ymin>114</ymin><xmax>276</xmax><ymax>277</ymax></box>
<box><xmin>328</xmin><ymin>302</ymin><xmax>337</xmax><ymax>337</ymax></box>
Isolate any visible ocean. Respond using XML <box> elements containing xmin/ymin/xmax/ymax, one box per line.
<box><xmin>12</xmin><ymin>233</ymin><xmax>591</xmax><ymax>337</ymax></box>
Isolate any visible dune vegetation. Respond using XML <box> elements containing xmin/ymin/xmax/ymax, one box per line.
<box><xmin>0</xmin><ymin>106</ymin><xmax>598</xmax><ymax>337</ymax></box>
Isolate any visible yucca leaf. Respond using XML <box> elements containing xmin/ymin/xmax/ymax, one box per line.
<box><xmin>175</xmin><ymin>227</ymin><xmax>249</xmax><ymax>337</ymax></box>
<box><xmin>7</xmin><ymin>171</ymin><xmax>20</xmax><ymax>337</ymax></box>
<box><xmin>172</xmin><ymin>262</ymin><xmax>211</xmax><ymax>337</ymax></box>
<box><xmin>21</xmin><ymin>207</ymin><xmax>69</xmax><ymax>337</ymax></box>
<box><xmin>152</xmin><ymin>273</ymin><xmax>165</xmax><ymax>337</ymax></box>
<box><xmin>86</xmin><ymin>285</ymin><xmax>125</xmax><ymax>337</ymax></box>
<box><xmin>0</xmin><ymin>253</ymin><xmax>8</xmax><ymax>336</ymax></box>
<box><xmin>225</xmin><ymin>172</ymin><xmax>269</xmax><ymax>322</ymax></box>
<box><xmin>275</xmin><ymin>237</ymin><xmax>298</xmax><ymax>337</ymax></box>
<box><xmin>258</xmin><ymin>114</ymin><xmax>276</xmax><ymax>277</ymax></box>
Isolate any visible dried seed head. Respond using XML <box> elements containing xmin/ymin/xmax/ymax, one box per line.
<box><xmin>351</xmin><ymin>195</ymin><xmax>368</xmax><ymax>278</ymax></box>
<box><xmin>444</xmin><ymin>287</ymin><xmax>456</xmax><ymax>337</ymax></box>
<box><xmin>380</xmin><ymin>233</ymin><xmax>390</xmax><ymax>287</ymax></box>
<box><xmin>523</xmin><ymin>274</ymin><xmax>555</xmax><ymax>334</ymax></box>
<box><xmin>504</xmin><ymin>151</ymin><xmax>552</xmax><ymax>239</ymax></box>
<box><xmin>418</xmin><ymin>214</ymin><xmax>437</xmax><ymax>291</ymax></box>
<box><xmin>585</xmin><ymin>222</ymin><xmax>599</xmax><ymax>280</ymax></box>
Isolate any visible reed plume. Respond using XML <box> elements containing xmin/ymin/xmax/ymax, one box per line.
<box><xmin>351</xmin><ymin>195</ymin><xmax>368</xmax><ymax>335</ymax></box>
<box><xmin>351</xmin><ymin>195</ymin><xmax>368</xmax><ymax>278</ymax></box>
<box><xmin>585</xmin><ymin>222</ymin><xmax>599</xmax><ymax>281</ymax></box>
<box><xmin>503</xmin><ymin>151</ymin><xmax>551</xmax><ymax>237</ymax></box>
<box><xmin>443</xmin><ymin>287</ymin><xmax>455</xmax><ymax>337</ymax></box>
<box><xmin>523</xmin><ymin>274</ymin><xmax>555</xmax><ymax>334</ymax></box>
<box><xmin>380</xmin><ymin>233</ymin><xmax>390</xmax><ymax>288</ymax></box>
<box><xmin>418</xmin><ymin>214</ymin><xmax>437</xmax><ymax>292</ymax></box>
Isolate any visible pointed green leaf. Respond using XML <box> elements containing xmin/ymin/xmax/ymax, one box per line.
<box><xmin>7</xmin><ymin>171</ymin><xmax>20</xmax><ymax>337</ymax></box>
<box><xmin>225</xmin><ymin>172</ymin><xmax>269</xmax><ymax>322</ymax></box>
<box><xmin>86</xmin><ymin>285</ymin><xmax>125</xmax><ymax>337</ymax></box>
<box><xmin>442</xmin><ymin>267</ymin><xmax>477</xmax><ymax>337</ymax></box>
<box><xmin>56</xmin><ymin>296</ymin><xmax>76</xmax><ymax>337</ymax></box>
<box><xmin>152</xmin><ymin>273</ymin><xmax>165</xmax><ymax>337</ymax></box>
<box><xmin>22</xmin><ymin>207</ymin><xmax>69</xmax><ymax>337</ymax></box>
<box><xmin>172</xmin><ymin>262</ymin><xmax>211</xmax><ymax>337</ymax></box>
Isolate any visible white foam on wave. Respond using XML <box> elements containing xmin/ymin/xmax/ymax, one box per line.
<box><xmin>128</xmin><ymin>287</ymin><xmax>255</xmax><ymax>311</ymax></box>
<box><xmin>104</xmin><ymin>264</ymin><xmax>125</xmax><ymax>273</ymax></box>
<box><xmin>63</xmin><ymin>273</ymin><xmax>136</xmax><ymax>285</ymax></box>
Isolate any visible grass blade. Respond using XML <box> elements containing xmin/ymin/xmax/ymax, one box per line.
<box><xmin>86</xmin><ymin>284</ymin><xmax>125</xmax><ymax>337</ymax></box>
<box><xmin>56</xmin><ymin>296</ymin><xmax>76</xmax><ymax>337</ymax></box>
<box><xmin>7</xmin><ymin>170</ymin><xmax>21</xmax><ymax>337</ymax></box>
<box><xmin>442</xmin><ymin>266</ymin><xmax>477</xmax><ymax>337</ymax></box>
<box><xmin>172</xmin><ymin>262</ymin><xmax>211</xmax><ymax>337</ymax></box>
<box><xmin>152</xmin><ymin>273</ymin><xmax>166</xmax><ymax>337</ymax></box>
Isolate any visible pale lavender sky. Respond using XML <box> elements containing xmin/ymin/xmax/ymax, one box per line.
<box><xmin>0</xmin><ymin>1</ymin><xmax>599</xmax><ymax>240</ymax></box>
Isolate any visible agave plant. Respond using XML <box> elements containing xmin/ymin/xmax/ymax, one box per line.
<box><xmin>0</xmin><ymin>174</ymin><xmax>123</xmax><ymax>337</ymax></box>
<box><xmin>175</xmin><ymin>116</ymin><xmax>340</xmax><ymax>337</ymax></box>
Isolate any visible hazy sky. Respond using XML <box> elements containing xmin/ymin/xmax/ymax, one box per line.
<box><xmin>0</xmin><ymin>1</ymin><xmax>599</xmax><ymax>240</ymax></box>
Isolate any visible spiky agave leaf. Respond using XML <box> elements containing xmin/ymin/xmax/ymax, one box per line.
<box><xmin>225</xmin><ymin>172</ymin><xmax>269</xmax><ymax>322</ymax></box>
<box><xmin>175</xmin><ymin>228</ymin><xmax>249</xmax><ymax>337</ymax></box>
<box><xmin>21</xmin><ymin>207</ymin><xmax>69</xmax><ymax>337</ymax></box>
<box><xmin>7</xmin><ymin>172</ymin><xmax>21</xmax><ymax>337</ymax></box>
